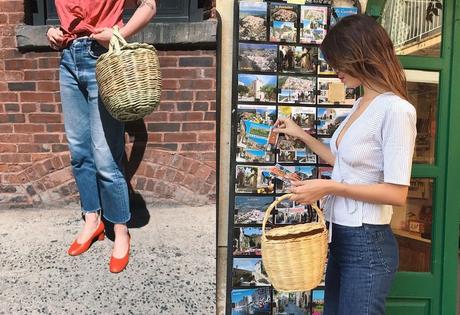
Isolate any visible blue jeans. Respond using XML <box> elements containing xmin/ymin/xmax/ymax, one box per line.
<box><xmin>59</xmin><ymin>38</ymin><xmax>131</xmax><ymax>224</ymax></box>
<box><xmin>324</xmin><ymin>223</ymin><xmax>398</xmax><ymax>315</ymax></box>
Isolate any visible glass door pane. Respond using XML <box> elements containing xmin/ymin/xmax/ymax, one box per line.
<box><xmin>405</xmin><ymin>69</ymin><xmax>438</xmax><ymax>164</ymax></box>
<box><xmin>381</xmin><ymin>0</ymin><xmax>443</xmax><ymax>57</ymax></box>
<box><xmin>391</xmin><ymin>179</ymin><xmax>434</xmax><ymax>272</ymax></box>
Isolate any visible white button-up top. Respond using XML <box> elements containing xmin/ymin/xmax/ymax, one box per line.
<box><xmin>323</xmin><ymin>92</ymin><xmax>417</xmax><ymax>227</ymax></box>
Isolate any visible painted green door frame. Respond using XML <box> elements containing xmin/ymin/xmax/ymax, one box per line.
<box><xmin>364</xmin><ymin>0</ymin><xmax>459</xmax><ymax>314</ymax></box>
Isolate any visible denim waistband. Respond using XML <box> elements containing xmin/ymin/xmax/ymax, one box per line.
<box><xmin>69</xmin><ymin>37</ymin><xmax>94</xmax><ymax>48</ymax></box>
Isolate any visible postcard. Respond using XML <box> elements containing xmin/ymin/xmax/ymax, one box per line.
<box><xmin>239</xmin><ymin>2</ymin><xmax>268</xmax><ymax>41</ymax></box>
<box><xmin>239</xmin><ymin>43</ymin><xmax>278</xmax><ymax>72</ymax></box>
<box><xmin>234</xmin><ymin>196</ymin><xmax>274</xmax><ymax>225</ymax></box>
<box><xmin>317</xmin><ymin>108</ymin><xmax>352</xmax><ymax>136</ymax></box>
<box><xmin>270</xmin><ymin>21</ymin><xmax>297</xmax><ymax>42</ymax></box>
<box><xmin>300</xmin><ymin>6</ymin><xmax>328</xmax><ymax>44</ymax></box>
<box><xmin>232</xmin><ymin>258</ymin><xmax>271</xmax><ymax>287</ymax></box>
<box><xmin>231</xmin><ymin>288</ymin><xmax>271</xmax><ymax>315</ymax></box>
<box><xmin>275</xmin><ymin>165</ymin><xmax>317</xmax><ymax>193</ymax></box>
<box><xmin>278</xmin><ymin>106</ymin><xmax>316</xmax><ymax>133</ymax></box>
<box><xmin>279</xmin><ymin>45</ymin><xmax>318</xmax><ymax>73</ymax></box>
<box><xmin>331</xmin><ymin>7</ymin><xmax>358</xmax><ymax>27</ymax></box>
<box><xmin>278</xmin><ymin>75</ymin><xmax>316</xmax><ymax>104</ymax></box>
<box><xmin>277</xmin><ymin>133</ymin><xmax>317</xmax><ymax>164</ymax></box>
<box><xmin>238</xmin><ymin>74</ymin><xmax>277</xmax><ymax>103</ymax></box>
<box><xmin>236</xmin><ymin>104</ymin><xmax>277</xmax><ymax>162</ymax></box>
<box><xmin>318</xmin><ymin>166</ymin><xmax>333</xmax><ymax>179</ymax></box>
<box><xmin>273</xmin><ymin>290</ymin><xmax>310</xmax><ymax>315</ymax></box>
<box><xmin>318</xmin><ymin>48</ymin><xmax>335</xmax><ymax>75</ymax></box>
<box><xmin>275</xmin><ymin>198</ymin><xmax>314</xmax><ymax>224</ymax></box>
<box><xmin>233</xmin><ymin>227</ymin><xmax>264</xmax><ymax>256</ymax></box>
<box><xmin>236</xmin><ymin>165</ymin><xmax>275</xmax><ymax>194</ymax></box>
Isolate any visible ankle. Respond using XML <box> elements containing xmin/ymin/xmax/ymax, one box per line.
<box><xmin>84</xmin><ymin>212</ymin><xmax>100</xmax><ymax>225</ymax></box>
<box><xmin>114</xmin><ymin>224</ymin><xmax>129</xmax><ymax>238</ymax></box>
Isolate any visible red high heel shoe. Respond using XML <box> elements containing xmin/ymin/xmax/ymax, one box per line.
<box><xmin>109</xmin><ymin>233</ymin><xmax>130</xmax><ymax>273</ymax></box>
<box><xmin>67</xmin><ymin>221</ymin><xmax>105</xmax><ymax>256</ymax></box>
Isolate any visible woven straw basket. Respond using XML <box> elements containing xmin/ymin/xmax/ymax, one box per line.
<box><xmin>95</xmin><ymin>26</ymin><xmax>162</xmax><ymax>122</ymax></box>
<box><xmin>261</xmin><ymin>194</ymin><xmax>328</xmax><ymax>292</ymax></box>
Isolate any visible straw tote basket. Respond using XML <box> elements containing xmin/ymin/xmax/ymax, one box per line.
<box><xmin>261</xmin><ymin>194</ymin><xmax>328</xmax><ymax>292</ymax></box>
<box><xmin>95</xmin><ymin>26</ymin><xmax>162</xmax><ymax>122</ymax></box>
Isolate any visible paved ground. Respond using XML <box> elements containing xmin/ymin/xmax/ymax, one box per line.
<box><xmin>0</xmin><ymin>204</ymin><xmax>216</xmax><ymax>315</ymax></box>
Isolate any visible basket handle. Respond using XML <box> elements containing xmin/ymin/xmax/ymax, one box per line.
<box><xmin>108</xmin><ymin>26</ymin><xmax>128</xmax><ymax>54</ymax></box>
<box><xmin>262</xmin><ymin>194</ymin><xmax>326</xmax><ymax>238</ymax></box>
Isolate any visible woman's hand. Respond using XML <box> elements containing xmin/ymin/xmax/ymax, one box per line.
<box><xmin>273</xmin><ymin>118</ymin><xmax>306</xmax><ymax>139</ymax></box>
<box><xmin>289</xmin><ymin>179</ymin><xmax>334</xmax><ymax>204</ymax></box>
<box><xmin>90</xmin><ymin>27</ymin><xmax>113</xmax><ymax>48</ymax></box>
<box><xmin>46</xmin><ymin>27</ymin><xmax>64</xmax><ymax>50</ymax></box>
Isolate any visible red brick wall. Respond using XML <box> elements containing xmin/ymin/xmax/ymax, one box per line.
<box><xmin>0</xmin><ymin>1</ymin><xmax>217</xmax><ymax>208</ymax></box>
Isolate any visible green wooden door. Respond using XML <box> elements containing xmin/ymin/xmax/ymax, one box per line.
<box><xmin>366</xmin><ymin>0</ymin><xmax>460</xmax><ymax>314</ymax></box>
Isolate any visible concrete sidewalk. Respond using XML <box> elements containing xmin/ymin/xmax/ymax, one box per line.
<box><xmin>0</xmin><ymin>204</ymin><xmax>216</xmax><ymax>315</ymax></box>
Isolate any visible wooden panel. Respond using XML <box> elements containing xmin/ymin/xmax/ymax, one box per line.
<box><xmin>386</xmin><ymin>298</ymin><xmax>430</xmax><ymax>315</ymax></box>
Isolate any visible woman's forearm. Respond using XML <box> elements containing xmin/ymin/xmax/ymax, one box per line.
<box><xmin>120</xmin><ymin>1</ymin><xmax>157</xmax><ymax>39</ymax></box>
<box><xmin>299</xmin><ymin>132</ymin><xmax>336</xmax><ymax>165</ymax></box>
<box><xmin>329</xmin><ymin>181</ymin><xmax>409</xmax><ymax>206</ymax></box>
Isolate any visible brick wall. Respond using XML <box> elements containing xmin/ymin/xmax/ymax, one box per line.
<box><xmin>0</xmin><ymin>1</ymin><xmax>217</xmax><ymax>208</ymax></box>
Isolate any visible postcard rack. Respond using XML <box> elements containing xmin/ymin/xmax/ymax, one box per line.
<box><xmin>226</xmin><ymin>1</ymin><xmax>359</xmax><ymax>314</ymax></box>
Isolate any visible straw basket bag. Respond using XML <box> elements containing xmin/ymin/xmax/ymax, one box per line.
<box><xmin>95</xmin><ymin>26</ymin><xmax>162</xmax><ymax>122</ymax></box>
<box><xmin>261</xmin><ymin>194</ymin><xmax>328</xmax><ymax>292</ymax></box>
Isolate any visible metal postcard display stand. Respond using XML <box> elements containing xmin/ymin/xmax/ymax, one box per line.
<box><xmin>227</xmin><ymin>1</ymin><xmax>358</xmax><ymax>314</ymax></box>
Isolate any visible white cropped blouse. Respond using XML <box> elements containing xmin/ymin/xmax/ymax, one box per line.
<box><xmin>323</xmin><ymin>92</ymin><xmax>417</xmax><ymax>228</ymax></box>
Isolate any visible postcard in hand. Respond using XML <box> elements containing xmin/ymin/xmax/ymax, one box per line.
<box><xmin>236</xmin><ymin>104</ymin><xmax>278</xmax><ymax>163</ymax></box>
<box><xmin>270</xmin><ymin>3</ymin><xmax>298</xmax><ymax>43</ymax></box>
<box><xmin>318</xmin><ymin>166</ymin><xmax>333</xmax><ymax>179</ymax></box>
<box><xmin>300</xmin><ymin>6</ymin><xmax>328</xmax><ymax>44</ymax></box>
<box><xmin>279</xmin><ymin>45</ymin><xmax>318</xmax><ymax>73</ymax></box>
<box><xmin>239</xmin><ymin>1</ymin><xmax>267</xmax><ymax>41</ymax></box>
<box><xmin>273</xmin><ymin>165</ymin><xmax>318</xmax><ymax>193</ymax></box>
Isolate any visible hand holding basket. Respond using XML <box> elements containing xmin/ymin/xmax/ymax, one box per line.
<box><xmin>95</xmin><ymin>26</ymin><xmax>162</xmax><ymax>122</ymax></box>
<box><xmin>261</xmin><ymin>194</ymin><xmax>328</xmax><ymax>292</ymax></box>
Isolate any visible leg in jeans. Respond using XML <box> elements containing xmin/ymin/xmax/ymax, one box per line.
<box><xmin>324</xmin><ymin>223</ymin><xmax>398</xmax><ymax>315</ymax></box>
<box><xmin>82</xmin><ymin>44</ymin><xmax>131</xmax><ymax>224</ymax></box>
<box><xmin>59</xmin><ymin>49</ymin><xmax>101</xmax><ymax>214</ymax></box>
<box><xmin>82</xmin><ymin>39</ymin><xmax>131</xmax><ymax>269</ymax></box>
<box><xmin>324</xmin><ymin>247</ymin><xmax>340</xmax><ymax>315</ymax></box>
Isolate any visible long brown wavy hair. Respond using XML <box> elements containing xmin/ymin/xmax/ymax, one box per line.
<box><xmin>320</xmin><ymin>14</ymin><xmax>408</xmax><ymax>100</ymax></box>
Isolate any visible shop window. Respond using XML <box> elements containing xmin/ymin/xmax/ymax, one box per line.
<box><xmin>24</xmin><ymin>0</ymin><xmax>206</xmax><ymax>25</ymax></box>
<box><xmin>405</xmin><ymin>69</ymin><xmax>438</xmax><ymax>164</ymax></box>
<box><xmin>380</xmin><ymin>0</ymin><xmax>443</xmax><ymax>57</ymax></box>
<box><xmin>391</xmin><ymin>178</ymin><xmax>434</xmax><ymax>272</ymax></box>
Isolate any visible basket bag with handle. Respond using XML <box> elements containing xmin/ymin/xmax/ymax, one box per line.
<box><xmin>95</xmin><ymin>26</ymin><xmax>162</xmax><ymax>122</ymax></box>
<box><xmin>261</xmin><ymin>194</ymin><xmax>328</xmax><ymax>292</ymax></box>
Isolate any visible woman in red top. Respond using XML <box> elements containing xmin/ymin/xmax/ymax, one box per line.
<box><xmin>46</xmin><ymin>0</ymin><xmax>157</xmax><ymax>273</ymax></box>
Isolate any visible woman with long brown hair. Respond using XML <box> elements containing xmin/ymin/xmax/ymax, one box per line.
<box><xmin>273</xmin><ymin>14</ymin><xmax>417</xmax><ymax>314</ymax></box>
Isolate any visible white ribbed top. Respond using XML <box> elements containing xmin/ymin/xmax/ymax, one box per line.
<box><xmin>323</xmin><ymin>92</ymin><xmax>417</xmax><ymax>226</ymax></box>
